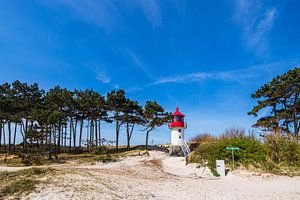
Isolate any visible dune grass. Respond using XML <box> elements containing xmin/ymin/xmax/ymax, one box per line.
<box><xmin>0</xmin><ymin>146</ymin><xmax>149</xmax><ymax>167</ymax></box>
<box><xmin>0</xmin><ymin>168</ymin><xmax>54</xmax><ymax>198</ymax></box>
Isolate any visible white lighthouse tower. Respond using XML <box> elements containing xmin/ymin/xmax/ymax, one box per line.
<box><xmin>168</xmin><ymin>107</ymin><xmax>190</xmax><ymax>156</ymax></box>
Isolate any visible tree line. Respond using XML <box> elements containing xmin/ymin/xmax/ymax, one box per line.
<box><xmin>0</xmin><ymin>80</ymin><xmax>171</xmax><ymax>154</ymax></box>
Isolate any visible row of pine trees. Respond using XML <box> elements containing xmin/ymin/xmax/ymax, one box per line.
<box><xmin>0</xmin><ymin>81</ymin><xmax>171</xmax><ymax>154</ymax></box>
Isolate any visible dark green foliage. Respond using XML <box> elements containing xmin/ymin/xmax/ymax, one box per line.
<box><xmin>0</xmin><ymin>80</ymin><xmax>170</xmax><ymax>158</ymax></box>
<box><xmin>143</xmin><ymin>101</ymin><xmax>171</xmax><ymax>149</ymax></box>
<box><xmin>15</xmin><ymin>147</ymin><xmax>46</xmax><ymax>165</ymax></box>
<box><xmin>248</xmin><ymin>67</ymin><xmax>300</xmax><ymax>138</ymax></box>
<box><xmin>92</xmin><ymin>146</ymin><xmax>109</xmax><ymax>155</ymax></box>
<box><xmin>191</xmin><ymin>135</ymin><xmax>267</xmax><ymax>170</ymax></box>
<box><xmin>191</xmin><ymin>129</ymin><xmax>300</xmax><ymax>174</ymax></box>
<box><xmin>211</xmin><ymin>168</ymin><xmax>220</xmax><ymax>177</ymax></box>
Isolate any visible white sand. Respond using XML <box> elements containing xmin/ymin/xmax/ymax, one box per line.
<box><xmin>1</xmin><ymin>151</ymin><xmax>300</xmax><ymax>200</ymax></box>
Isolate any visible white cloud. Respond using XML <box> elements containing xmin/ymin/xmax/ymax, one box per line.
<box><xmin>135</xmin><ymin>0</ymin><xmax>162</xmax><ymax>28</ymax></box>
<box><xmin>233</xmin><ymin>0</ymin><xmax>278</xmax><ymax>56</ymax></box>
<box><xmin>126</xmin><ymin>86</ymin><xmax>142</xmax><ymax>93</ymax></box>
<box><xmin>126</xmin><ymin>49</ymin><xmax>154</xmax><ymax>80</ymax></box>
<box><xmin>152</xmin><ymin>60</ymin><xmax>299</xmax><ymax>85</ymax></box>
<box><xmin>57</xmin><ymin>0</ymin><xmax>120</xmax><ymax>31</ymax></box>
<box><xmin>96</xmin><ymin>72</ymin><xmax>110</xmax><ymax>83</ymax></box>
<box><xmin>152</xmin><ymin>72</ymin><xmax>213</xmax><ymax>85</ymax></box>
<box><xmin>53</xmin><ymin>0</ymin><xmax>162</xmax><ymax>30</ymax></box>
<box><xmin>86</xmin><ymin>62</ymin><xmax>110</xmax><ymax>84</ymax></box>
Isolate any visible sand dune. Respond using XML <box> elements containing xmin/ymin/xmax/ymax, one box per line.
<box><xmin>1</xmin><ymin>151</ymin><xmax>300</xmax><ymax>200</ymax></box>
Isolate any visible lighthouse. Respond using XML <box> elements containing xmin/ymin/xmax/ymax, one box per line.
<box><xmin>168</xmin><ymin>107</ymin><xmax>190</xmax><ymax>156</ymax></box>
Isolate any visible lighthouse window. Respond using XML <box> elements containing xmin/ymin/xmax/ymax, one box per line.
<box><xmin>174</xmin><ymin>116</ymin><xmax>182</xmax><ymax>122</ymax></box>
<box><xmin>178</xmin><ymin>129</ymin><xmax>182</xmax><ymax>133</ymax></box>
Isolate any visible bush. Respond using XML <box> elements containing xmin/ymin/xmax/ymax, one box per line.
<box><xmin>15</xmin><ymin>147</ymin><xmax>45</xmax><ymax>166</ymax></box>
<box><xmin>263</xmin><ymin>134</ymin><xmax>300</xmax><ymax>166</ymax></box>
<box><xmin>189</xmin><ymin>133</ymin><xmax>217</xmax><ymax>151</ymax></box>
<box><xmin>190</xmin><ymin>135</ymin><xmax>267</xmax><ymax>170</ymax></box>
<box><xmin>20</xmin><ymin>154</ymin><xmax>43</xmax><ymax>166</ymax></box>
<box><xmin>190</xmin><ymin>133</ymin><xmax>217</xmax><ymax>144</ymax></box>
<box><xmin>92</xmin><ymin>146</ymin><xmax>108</xmax><ymax>155</ymax></box>
<box><xmin>190</xmin><ymin>130</ymin><xmax>300</xmax><ymax>175</ymax></box>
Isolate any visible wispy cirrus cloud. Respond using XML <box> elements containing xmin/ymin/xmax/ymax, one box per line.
<box><xmin>233</xmin><ymin>0</ymin><xmax>278</xmax><ymax>56</ymax></box>
<box><xmin>56</xmin><ymin>0</ymin><xmax>120</xmax><ymax>31</ymax></box>
<box><xmin>86</xmin><ymin>62</ymin><xmax>110</xmax><ymax>84</ymax></box>
<box><xmin>96</xmin><ymin>71</ymin><xmax>110</xmax><ymax>83</ymax></box>
<box><xmin>126</xmin><ymin>49</ymin><xmax>154</xmax><ymax>80</ymax></box>
<box><xmin>152</xmin><ymin>60</ymin><xmax>300</xmax><ymax>85</ymax></box>
<box><xmin>126</xmin><ymin>86</ymin><xmax>142</xmax><ymax>93</ymax></box>
<box><xmin>48</xmin><ymin>0</ymin><xmax>162</xmax><ymax>31</ymax></box>
<box><xmin>134</xmin><ymin>0</ymin><xmax>162</xmax><ymax>28</ymax></box>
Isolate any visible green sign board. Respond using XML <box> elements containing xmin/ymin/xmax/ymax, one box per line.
<box><xmin>226</xmin><ymin>147</ymin><xmax>240</xmax><ymax>150</ymax></box>
<box><xmin>225</xmin><ymin>147</ymin><xmax>240</xmax><ymax>170</ymax></box>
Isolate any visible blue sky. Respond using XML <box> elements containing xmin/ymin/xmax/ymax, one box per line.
<box><xmin>0</xmin><ymin>0</ymin><xmax>300</xmax><ymax>145</ymax></box>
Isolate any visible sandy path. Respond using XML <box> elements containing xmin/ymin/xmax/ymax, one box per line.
<box><xmin>2</xmin><ymin>151</ymin><xmax>300</xmax><ymax>200</ymax></box>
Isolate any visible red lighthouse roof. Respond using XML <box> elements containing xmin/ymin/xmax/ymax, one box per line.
<box><xmin>173</xmin><ymin>107</ymin><xmax>185</xmax><ymax>117</ymax></box>
<box><xmin>168</xmin><ymin>107</ymin><xmax>186</xmax><ymax>128</ymax></box>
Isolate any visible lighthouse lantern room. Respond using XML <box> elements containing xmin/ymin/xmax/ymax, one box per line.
<box><xmin>168</xmin><ymin>107</ymin><xmax>187</xmax><ymax>146</ymax></box>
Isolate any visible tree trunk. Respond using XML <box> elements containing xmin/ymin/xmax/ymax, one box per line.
<box><xmin>57</xmin><ymin>124</ymin><xmax>61</xmax><ymax>152</ymax></box>
<box><xmin>126</xmin><ymin>122</ymin><xmax>130</xmax><ymax>150</ymax></box>
<box><xmin>126</xmin><ymin>122</ymin><xmax>134</xmax><ymax>151</ymax></box>
<box><xmin>95</xmin><ymin>120</ymin><xmax>98</xmax><ymax>146</ymax></box>
<box><xmin>24</xmin><ymin>119</ymin><xmax>28</xmax><ymax>147</ymax></box>
<box><xmin>53</xmin><ymin>126</ymin><xmax>57</xmax><ymax>147</ymax></box>
<box><xmin>45</xmin><ymin>126</ymin><xmax>49</xmax><ymax>150</ymax></box>
<box><xmin>8</xmin><ymin>122</ymin><xmax>11</xmax><ymax>154</ymax></box>
<box><xmin>145</xmin><ymin>130</ymin><xmax>150</xmax><ymax>150</ymax></box>
<box><xmin>73</xmin><ymin>119</ymin><xmax>77</xmax><ymax>148</ymax></box>
<box><xmin>98</xmin><ymin>120</ymin><xmax>101</xmax><ymax>146</ymax></box>
<box><xmin>79</xmin><ymin>120</ymin><xmax>83</xmax><ymax>147</ymax></box>
<box><xmin>3</xmin><ymin>124</ymin><xmax>6</xmax><ymax>148</ymax></box>
<box><xmin>90</xmin><ymin>120</ymin><xmax>93</xmax><ymax>147</ymax></box>
<box><xmin>116</xmin><ymin>119</ymin><xmax>119</xmax><ymax>152</ymax></box>
<box><xmin>283</xmin><ymin>98</ymin><xmax>290</xmax><ymax>135</ymax></box>
<box><xmin>145</xmin><ymin>127</ymin><xmax>154</xmax><ymax>150</ymax></box>
<box><xmin>0</xmin><ymin>120</ymin><xmax>2</xmax><ymax>149</ymax></box>
<box><xmin>86</xmin><ymin>119</ymin><xmax>90</xmax><ymax>147</ymax></box>
<box><xmin>20</xmin><ymin>120</ymin><xmax>26</xmax><ymax>147</ymax></box>
<box><xmin>13</xmin><ymin>122</ymin><xmax>17</xmax><ymax>150</ymax></box>
<box><xmin>64</xmin><ymin>124</ymin><xmax>67</xmax><ymax>152</ymax></box>
<box><xmin>129</xmin><ymin>124</ymin><xmax>134</xmax><ymax>149</ymax></box>
<box><xmin>50</xmin><ymin>126</ymin><xmax>53</xmax><ymax>149</ymax></box>
<box><xmin>69</xmin><ymin>119</ymin><xmax>72</xmax><ymax>152</ymax></box>
<box><xmin>115</xmin><ymin>112</ymin><xmax>120</xmax><ymax>152</ymax></box>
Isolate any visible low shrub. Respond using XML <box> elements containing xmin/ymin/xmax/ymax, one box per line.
<box><xmin>91</xmin><ymin>146</ymin><xmax>109</xmax><ymax>155</ymax></box>
<box><xmin>190</xmin><ymin>134</ymin><xmax>267</xmax><ymax>170</ymax></box>
<box><xmin>190</xmin><ymin>131</ymin><xmax>300</xmax><ymax>175</ymax></box>
<box><xmin>263</xmin><ymin>134</ymin><xmax>300</xmax><ymax>166</ymax></box>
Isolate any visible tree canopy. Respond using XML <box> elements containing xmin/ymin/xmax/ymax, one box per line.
<box><xmin>0</xmin><ymin>81</ymin><xmax>171</xmax><ymax>155</ymax></box>
<box><xmin>248</xmin><ymin>68</ymin><xmax>300</xmax><ymax>139</ymax></box>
